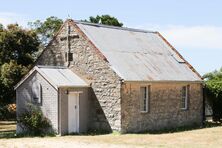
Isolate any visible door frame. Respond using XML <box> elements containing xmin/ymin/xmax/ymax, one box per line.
<box><xmin>68</xmin><ymin>92</ymin><xmax>80</xmax><ymax>133</ymax></box>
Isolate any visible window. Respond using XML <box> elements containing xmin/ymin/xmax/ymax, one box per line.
<box><xmin>65</xmin><ymin>52</ymin><xmax>73</xmax><ymax>62</ymax></box>
<box><xmin>140</xmin><ymin>86</ymin><xmax>149</xmax><ymax>112</ymax></box>
<box><xmin>65</xmin><ymin>52</ymin><xmax>68</xmax><ymax>61</ymax></box>
<box><xmin>181</xmin><ymin>85</ymin><xmax>189</xmax><ymax>110</ymax></box>
<box><xmin>68</xmin><ymin>53</ymin><xmax>73</xmax><ymax>61</ymax></box>
<box><xmin>32</xmin><ymin>83</ymin><xmax>42</xmax><ymax>104</ymax></box>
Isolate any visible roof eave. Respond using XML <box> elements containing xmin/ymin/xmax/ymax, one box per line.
<box><xmin>122</xmin><ymin>80</ymin><xmax>204</xmax><ymax>84</ymax></box>
<box><xmin>58</xmin><ymin>85</ymin><xmax>90</xmax><ymax>88</ymax></box>
<box><xmin>14</xmin><ymin>66</ymin><xmax>38</xmax><ymax>90</ymax></box>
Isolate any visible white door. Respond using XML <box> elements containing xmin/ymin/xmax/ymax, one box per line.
<box><xmin>68</xmin><ymin>93</ymin><xmax>79</xmax><ymax>133</ymax></box>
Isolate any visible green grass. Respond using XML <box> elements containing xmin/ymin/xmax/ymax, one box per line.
<box><xmin>0</xmin><ymin>120</ymin><xmax>221</xmax><ymax>138</ymax></box>
<box><xmin>0</xmin><ymin>131</ymin><xmax>16</xmax><ymax>138</ymax></box>
<box><xmin>111</xmin><ymin>131</ymin><xmax>121</xmax><ymax>135</ymax></box>
<box><xmin>138</xmin><ymin>121</ymin><xmax>222</xmax><ymax>135</ymax></box>
<box><xmin>0</xmin><ymin>121</ymin><xmax>16</xmax><ymax>138</ymax></box>
<box><xmin>0</xmin><ymin>121</ymin><xmax>222</xmax><ymax>147</ymax></box>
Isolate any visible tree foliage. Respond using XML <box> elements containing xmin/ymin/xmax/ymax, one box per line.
<box><xmin>204</xmin><ymin>68</ymin><xmax>222</xmax><ymax>97</ymax></box>
<box><xmin>203</xmin><ymin>67</ymin><xmax>222</xmax><ymax>121</ymax></box>
<box><xmin>0</xmin><ymin>61</ymin><xmax>29</xmax><ymax>104</ymax></box>
<box><xmin>0</xmin><ymin>24</ymin><xmax>39</xmax><ymax>104</ymax></box>
<box><xmin>29</xmin><ymin>15</ymin><xmax>122</xmax><ymax>47</ymax></box>
<box><xmin>0</xmin><ymin>23</ymin><xmax>3</xmax><ymax>31</ymax></box>
<box><xmin>0</xmin><ymin>24</ymin><xmax>39</xmax><ymax>66</ymax></box>
<box><xmin>1</xmin><ymin>60</ymin><xmax>28</xmax><ymax>88</ymax></box>
<box><xmin>84</xmin><ymin>15</ymin><xmax>123</xmax><ymax>27</ymax></box>
<box><xmin>28</xmin><ymin>16</ymin><xmax>63</xmax><ymax>46</ymax></box>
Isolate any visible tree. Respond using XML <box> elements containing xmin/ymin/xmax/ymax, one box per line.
<box><xmin>0</xmin><ymin>23</ymin><xmax>3</xmax><ymax>31</ymax></box>
<box><xmin>0</xmin><ymin>61</ymin><xmax>29</xmax><ymax>104</ymax></box>
<box><xmin>0</xmin><ymin>24</ymin><xmax>40</xmax><ymax>66</ymax></box>
<box><xmin>203</xmin><ymin>67</ymin><xmax>222</xmax><ymax>122</ymax></box>
<box><xmin>29</xmin><ymin>15</ymin><xmax>123</xmax><ymax>47</ymax></box>
<box><xmin>28</xmin><ymin>16</ymin><xmax>63</xmax><ymax>46</ymax></box>
<box><xmin>84</xmin><ymin>15</ymin><xmax>123</xmax><ymax>27</ymax></box>
<box><xmin>0</xmin><ymin>24</ymin><xmax>40</xmax><ymax>104</ymax></box>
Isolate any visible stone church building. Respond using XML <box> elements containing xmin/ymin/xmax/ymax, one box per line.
<box><xmin>15</xmin><ymin>19</ymin><xmax>203</xmax><ymax>135</ymax></box>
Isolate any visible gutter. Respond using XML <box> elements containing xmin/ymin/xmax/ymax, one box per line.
<box><xmin>58</xmin><ymin>85</ymin><xmax>90</xmax><ymax>88</ymax></box>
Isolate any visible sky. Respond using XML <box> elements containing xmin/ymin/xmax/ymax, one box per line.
<box><xmin>0</xmin><ymin>0</ymin><xmax>221</xmax><ymax>75</ymax></box>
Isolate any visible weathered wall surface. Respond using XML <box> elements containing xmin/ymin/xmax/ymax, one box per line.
<box><xmin>37</xmin><ymin>30</ymin><xmax>66</xmax><ymax>66</ymax></box>
<box><xmin>121</xmin><ymin>82</ymin><xmax>203</xmax><ymax>133</ymax></box>
<box><xmin>59</xmin><ymin>87</ymin><xmax>89</xmax><ymax>135</ymax></box>
<box><xmin>16</xmin><ymin>72</ymin><xmax>58</xmax><ymax>133</ymax></box>
<box><xmin>36</xmin><ymin>20</ymin><xmax>122</xmax><ymax>131</ymax></box>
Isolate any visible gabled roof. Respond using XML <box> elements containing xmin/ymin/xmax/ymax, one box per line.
<box><xmin>75</xmin><ymin>21</ymin><xmax>202</xmax><ymax>82</ymax></box>
<box><xmin>14</xmin><ymin>66</ymin><xmax>89</xmax><ymax>90</ymax></box>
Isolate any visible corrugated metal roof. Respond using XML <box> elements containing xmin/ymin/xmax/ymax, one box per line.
<box><xmin>38</xmin><ymin>66</ymin><xmax>88</xmax><ymax>87</ymax></box>
<box><xmin>76</xmin><ymin>22</ymin><xmax>201</xmax><ymax>81</ymax></box>
<box><xmin>14</xmin><ymin>66</ymin><xmax>88</xmax><ymax>90</ymax></box>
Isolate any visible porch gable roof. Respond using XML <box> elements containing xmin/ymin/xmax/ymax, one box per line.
<box><xmin>14</xmin><ymin>65</ymin><xmax>89</xmax><ymax>90</ymax></box>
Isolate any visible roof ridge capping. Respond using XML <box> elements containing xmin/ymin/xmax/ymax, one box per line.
<box><xmin>37</xmin><ymin>65</ymin><xmax>67</xmax><ymax>69</ymax></box>
<box><xmin>73</xmin><ymin>19</ymin><xmax>157</xmax><ymax>33</ymax></box>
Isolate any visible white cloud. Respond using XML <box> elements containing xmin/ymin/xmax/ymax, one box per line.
<box><xmin>159</xmin><ymin>25</ymin><xmax>222</xmax><ymax>74</ymax></box>
<box><xmin>161</xmin><ymin>25</ymin><xmax>222</xmax><ymax>50</ymax></box>
<box><xmin>0</xmin><ymin>12</ymin><xmax>28</xmax><ymax>27</ymax></box>
<box><xmin>132</xmin><ymin>23</ymin><xmax>222</xmax><ymax>51</ymax></box>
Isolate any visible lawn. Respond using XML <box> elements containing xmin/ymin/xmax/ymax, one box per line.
<box><xmin>0</xmin><ymin>121</ymin><xmax>222</xmax><ymax>148</ymax></box>
<box><xmin>0</xmin><ymin>121</ymin><xmax>16</xmax><ymax>138</ymax></box>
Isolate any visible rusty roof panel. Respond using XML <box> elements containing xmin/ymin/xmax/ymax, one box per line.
<box><xmin>76</xmin><ymin>22</ymin><xmax>201</xmax><ymax>81</ymax></box>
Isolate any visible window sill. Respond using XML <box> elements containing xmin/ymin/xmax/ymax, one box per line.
<box><xmin>140</xmin><ymin>111</ymin><xmax>148</xmax><ymax>114</ymax></box>
<box><xmin>180</xmin><ymin>108</ymin><xmax>188</xmax><ymax>111</ymax></box>
<box><xmin>31</xmin><ymin>101</ymin><xmax>42</xmax><ymax>106</ymax></box>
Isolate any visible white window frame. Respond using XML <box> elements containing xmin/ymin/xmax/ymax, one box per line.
<box><xmin>32</xmin><ymin>83</ymin><xmax>42</xmax><ymax>105</ymax></box>
<box><xmin>140</xmin><ymin>86</ymin><xmax>149</xmax><ymax>113</ymax></box>
<box><xmin>181</xmin><ymin>85</ymin><xmax>188</xmax><ymax>110</ymax></box>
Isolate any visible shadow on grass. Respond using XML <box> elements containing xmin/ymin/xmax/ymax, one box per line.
<box><xmin>63</xmin><ymin>129</ymin><xmax>112</xmax><ymax>137</ymax></box>
<box><xmin>65</xmin><ymin>121</ymin><xmax>222</xmax><ymax>136</ymax></box>
<box><xmin>0</xmin><ymin>121</ymin><xmax>222</xmax><ymax>138</ymax></box>
<box><xmin>0</xmin><ymin>130</ymin><xmax>16</xmax><ymax>138</ymax></box>
<box><xmin>0</xmin><ymin>130</ymin><xmax>56</xmax><ymax>139</ymax></box>
<box><xmin>79</xmin><ymin>121</ymin><xmax>222</xmax><ymax>136</ymax></box>
<box><xmin>134</xmin><ymin>121</ymin><xmax>222</xmax><ymax>135</ymax></box>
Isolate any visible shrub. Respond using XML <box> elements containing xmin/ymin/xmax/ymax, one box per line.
<box><xmin>204</xmin><ymin>68</ymin><xmax>222</xmax><ymax>122</ymax></box>
<box><xmin>205</xmin><ymin>82</ymin><xmax>222</xmax><ymax>122</ymax></box>
<box><xmin>17</xmin><ymin>104</ymin><xmax>54</xmax><ymax>136</ymax></box>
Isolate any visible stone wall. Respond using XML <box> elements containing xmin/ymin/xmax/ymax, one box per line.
<box><xmin>36</xmin><ymin>20</ymin><xmax>122</xmax><ymax>131</ymax></box>
<box><xmin>121</xmin><ymin>82</ymin><xmax>203</xmax><ymax>133</ymax></box>
<box><xmin>37</xmin><ymin>25</ymin><xmax>66</xmax><ymax>66</ymax></box>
